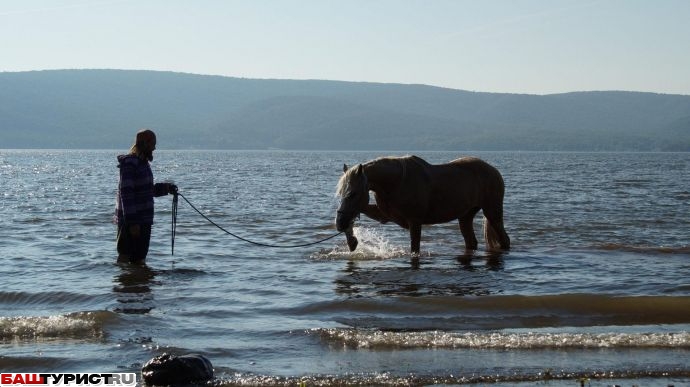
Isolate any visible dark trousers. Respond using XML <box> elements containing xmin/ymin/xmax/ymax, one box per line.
<box><xmin>117</xmin><ymin>224</ymin><xmax>152</xmax><ymax>263</ymax></box>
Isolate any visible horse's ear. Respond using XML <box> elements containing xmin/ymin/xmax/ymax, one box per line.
<box><xmin>343</xmin><ymin>164</ymin><xmax>348</xmax><ymax>173</ymax></box>
<box><xmin>356</xmin><ymin>164</ymin><xmax>363</xmax><ymax>175</ymax></box>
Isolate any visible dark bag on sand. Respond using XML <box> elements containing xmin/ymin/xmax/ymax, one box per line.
<box><xmin>141</xmin><ymin>353</ymin><xmax>213</xmax><ymax>386</ymax></box>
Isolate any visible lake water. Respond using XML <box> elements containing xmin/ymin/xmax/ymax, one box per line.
<box><xmin>1</xmin><ymin>150</ymin><xmax>689</xmax><ymax>386</ymax></box>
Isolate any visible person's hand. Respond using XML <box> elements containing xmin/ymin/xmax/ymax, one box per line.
<box><xmin>168</xmin><ymin>184</ymin><xmax>178</xmax><ymax>194</ymax></box>
<box><xmin>129</xmin><ymin>224</ymin><xmax>141</xmax><ymax>238</ymax></box>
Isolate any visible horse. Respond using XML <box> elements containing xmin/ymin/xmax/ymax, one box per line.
<box><xmin>335</xmin><ymin>155</ymin><xmax>510</xmax><ymax>254</ymax></box>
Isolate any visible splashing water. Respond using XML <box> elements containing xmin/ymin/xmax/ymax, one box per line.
<box><xmin>311</xmin><ymin>226</ymin><xmax>407</xmax><ymax>260</ymax></box>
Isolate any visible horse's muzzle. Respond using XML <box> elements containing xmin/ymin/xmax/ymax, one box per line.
<box><xmin>336</xmin><ymin>210</ymin><xmax>355</xmax><ymax>232</ymax></box>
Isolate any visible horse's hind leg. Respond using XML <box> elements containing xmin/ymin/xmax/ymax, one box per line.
<box><xmin>482</xmin><ymin>206</ymin><xmax>510</xmax><ymax>250</ymax></box>
<box><xmin>458</xmin><ymin>208</ymin><xmax>480</xmax><ymax>250</ymax></box>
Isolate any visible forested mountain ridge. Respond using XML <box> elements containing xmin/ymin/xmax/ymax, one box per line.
<box><xmin>2</xmin><ymin>69</ymin><xmax>689</xmax><ymax>151</ymax></box>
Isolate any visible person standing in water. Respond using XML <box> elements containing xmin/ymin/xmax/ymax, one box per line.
<box><xmin>115</xmin><ymin>129</ymin><xmax>177</xmax><ymax>263</ymax></box>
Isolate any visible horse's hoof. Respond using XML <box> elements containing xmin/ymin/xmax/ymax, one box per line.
<box><xmin>346</xmin><ymin>235</ymin><xmax>358</xmax><ymax>251</ymax></box>
<box><xmin>141</xmin><ymin>353</ymin><xmax>213</xmax><ymax>386</ymax></box>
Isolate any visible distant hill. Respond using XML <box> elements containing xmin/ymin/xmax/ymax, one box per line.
<box><xmin>1</xmin><ymin>69</ymin><xmax>689</xmax><ymax>151</ymax></box>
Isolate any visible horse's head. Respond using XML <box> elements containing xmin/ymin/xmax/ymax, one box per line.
<box><xmin>335</xmin><ymin>163</ymin><xmax>369</xmax><ymax>232</ymax></box>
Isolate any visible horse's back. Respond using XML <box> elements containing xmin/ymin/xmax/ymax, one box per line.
<box><xmin>432</xmin><ymin>156</ymin><xmax>502</xmax><ymax>184</ymax></box>
<box><xmin>448</xmin><ymin>156</ymin><xmax>495</xmax><ymax>170</ymax></box>
<box><xmin>452</xmin><ymin>155</ymin><xmax>501</xmax><ymax>175</ymax></box>
<box><xmin>428</xmin><ymin>157</ymin><xmax>505</xmax><ymax>209</ymax></box>
<box><xmin>403</xmin><ymin>155</ymin><xmax>504</xmax><ymax>193</ymax></box>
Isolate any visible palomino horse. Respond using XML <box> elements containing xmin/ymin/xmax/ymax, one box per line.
<box><xmin>335</xmin><ymin>155</ymin><xmax>510</xmax><ymax>254</ymax></box>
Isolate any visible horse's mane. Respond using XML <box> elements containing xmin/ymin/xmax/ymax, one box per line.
<box><xmin>336</xmin><ymin>165</ymin><xmax>358</xmax><ymax>197</ymax></box>
<box><xmin>336</xmin><ymin>156</ymin><xmax>427</xmax><ymax>197</ymax></box>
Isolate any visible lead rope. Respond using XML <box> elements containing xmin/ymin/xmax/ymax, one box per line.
<box><xmin>171</xmin><ymin>191</ymin><xmax>178</xmax><ymax>255</ymax></box>
<box><xmin>171</xmin><ymin>192</ymin><xmax>342</xmax><ymax>251</ymax></box>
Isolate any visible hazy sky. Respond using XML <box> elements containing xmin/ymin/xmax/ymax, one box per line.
<box><xmin>2</xmin><ymin>0</ymin><xmax>689</xmax><ymax>95</ymax></box>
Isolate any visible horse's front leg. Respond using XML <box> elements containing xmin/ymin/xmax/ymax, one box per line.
<box><xmin>409</xmin><ymin>223</ymin><xmax>422</xmax><ymax>255</ymax></box>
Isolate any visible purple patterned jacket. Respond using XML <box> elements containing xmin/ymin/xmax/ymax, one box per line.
<box><xmin>115</xmin><ymin>154</ymin><xmax>169</xmax><ymax>226</ymax></box>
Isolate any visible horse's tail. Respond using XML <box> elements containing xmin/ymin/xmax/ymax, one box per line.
<box><xmin>483</xmin><ymin>216</ymin><xmax>502</xmax><ymax>250</ymax></box>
